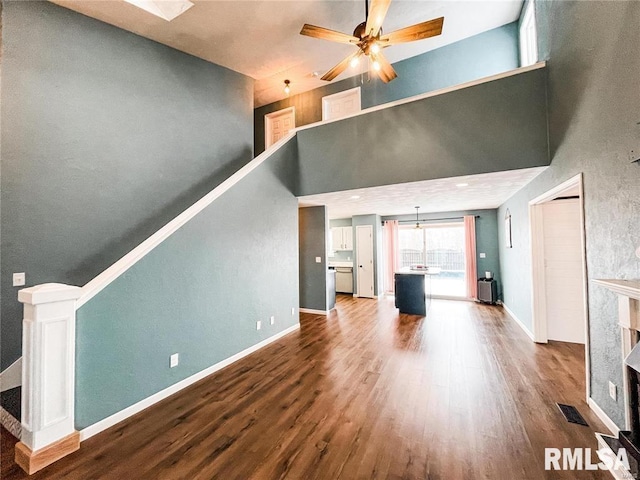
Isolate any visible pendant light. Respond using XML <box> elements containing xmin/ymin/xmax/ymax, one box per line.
<box><xmin>414</xmin><ymin>206</ymin><xmax>422</xmax><ymax>229</ymax></box>
<box><xmin>284</xmin><ymin>79</ymin><xmax>291</xmax><ymax>95</ymax></box>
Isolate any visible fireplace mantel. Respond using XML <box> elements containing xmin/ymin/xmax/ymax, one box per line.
<box><xmin>593</xmin><ymin>279</ymin><xmax>640</xmax><ymax>300</ymax></box>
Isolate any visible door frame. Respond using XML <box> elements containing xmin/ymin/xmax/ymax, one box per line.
<box><xmin>264</xmin><ymin>106</ymin><xmax>295</xmax><ymax>150</ymax></box>
<box><xmin>322</xmin><ymin>87</ymin><xmax>361</xmax><ymax>121</ymax></box>
<box><xmin>355</xmin><ymin>225</ymin><xmax>374</xmax><ymax>298</ymax></box>
<box><xmin>529</xmin><ymin>173</ymin><xmax>590</xmax><ymax>399</ymax></box>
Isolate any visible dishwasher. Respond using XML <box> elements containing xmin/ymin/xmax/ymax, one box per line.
<box><xmin>335</xmin><ymin>267</ymin><xmax>353</xmax><ymax>294</ymax></box>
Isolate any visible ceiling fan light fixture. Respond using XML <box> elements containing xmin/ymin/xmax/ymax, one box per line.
<box><xmin>370</xmin><ymin>42</ymin><xmax>381</xmax><ymax>54</ymax></box>
<box><xmin>350</xmin><ymin>56</ymin><xmax>360</xmax><ymax>68</ymax></box>
<box><xmin>372</xmin><ymin>59</ymin><xmax>381</xmax><ymax>71</ymax></box>
<box><xmin>283</xmin><ymin>79</ymin><xmax>291</xmax><ymax>95</ymax></box>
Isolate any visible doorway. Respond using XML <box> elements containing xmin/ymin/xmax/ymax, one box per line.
<box><xmin>264</xmin><ymin>107</ymin><xmax>295</xmax><ymax>150</ymax></box>
<box><xmin>529</xmin><ymin>173</ymin><xmax>590</xmax><ymax>397</ymax></box>
<box><xmin>356</xmin><ymin>225</ymin><xmax>374</xmax><ymax>298</ymax></box>
<box><xmin>322</xmin><ymin>87</ymin><xmax>361</xmax><ymax>122</ymax></box>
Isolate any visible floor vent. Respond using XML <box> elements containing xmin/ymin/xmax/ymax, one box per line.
<box><xmin>557</xmin><ymin>403</ymin><xmax>589</xmax><ymax>426</ymax></box>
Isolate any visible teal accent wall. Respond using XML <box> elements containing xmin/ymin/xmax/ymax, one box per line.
<box><xmin>299</xmin><ymin>206</ymin><xmax>329</xmax><ymax>311</ymax></box>
<box><xmin>75</xmin><ymin>143</ymin><xmax>299</xmax><ymax>429</ymax></box>
<box><xmin>254</xmin><ymin>22</ymin><xmax>519</xmax><ymax>156</ymax></box>
<box><xmin>382</xmin><ymin>210</ymin><xmax>501</xmax><ymax>297</ymax></box>
<box><xmin>0</xmin><ymin>1</ymin><xmax>254</xmax><ymax>369</ymax></box>
<box><xmin>295</xmin><ymin>67</ymin><xmax>549</xmax><ymax>196</ymax></box>
<box><xmin>498</xmin><ymin>0</ymin><xmax>640</xmax><ymax>428</ymax></box>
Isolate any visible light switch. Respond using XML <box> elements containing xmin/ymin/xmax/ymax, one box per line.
<box><xmin>170</xmin><ymin>353</ymin><xmax>179</xmax><ymax>368</ymax></box>
<box><xmin>13</xmin><ymin>272</ymin><xmax>25</xmax><ymax>287</ymax></box>
<box><xmin>315</xmin><ymin>257</ymin><xmax>322</xmax><ymax>263</ymax></box>
<box><xmin>479</xmin><ymin>253</ymin><xmax>486</xmax><ymax>259</ymax></box>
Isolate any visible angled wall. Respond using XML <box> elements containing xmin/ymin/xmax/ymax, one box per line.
<box><xmin>295</xmin><ymin>67</ymin><xmax>549</xmax><ymax>196</ymax></box>
<box><xmin>0</xmin><ymin>1</ymin><xmax>254</xmax><ymax>369</ymax></box>
<box><xmin>75</xmin><ymin>142</ymin><xmax>299</xmax><ymax>429</ymax></box>
<box><xmin>498</xmin><ymin>0</ymin><xmax>640</xmax><ymax>428</ymax></box>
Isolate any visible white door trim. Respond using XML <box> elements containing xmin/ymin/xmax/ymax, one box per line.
<box><xmin>322</xmin><ymin>87</ymin><xmax>362</xmax><ymax>121</ymax></box>
<box><xmin>265</xmin><ymin>106</ymin><xmax>295</xmax><ymax>150</ymax></box>
<box><xmin>529</xmin><ymin>173</ymin><xmax>591</xmax><ymax>400</ymax></box>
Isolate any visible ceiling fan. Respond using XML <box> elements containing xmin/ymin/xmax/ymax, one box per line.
<box><xmin>300</xmin><ymin>0</ymin><xmax>444</xmax><ymax>83</ymax></box>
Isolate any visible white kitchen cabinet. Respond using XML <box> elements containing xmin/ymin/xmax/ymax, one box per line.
<box><xmin>330</xmin><ymin>226</ymin><xmax>353</xmax><ymax>251</ymax></box>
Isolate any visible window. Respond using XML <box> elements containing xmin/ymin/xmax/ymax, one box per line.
<box><xmin>519</xmin><ymin>1</ymin><xmax>538</xmax><ymax>67</ymax></box>
<box><xmin>398</xmin><ymin>223</ymin><xmax>466</xmax><ymax>298</ymax></box>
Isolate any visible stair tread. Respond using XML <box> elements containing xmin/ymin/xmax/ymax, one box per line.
<box><xmin>0</xmin><ymin>387</ymin><xmax>20</xmax><ymax>420</ymax></box>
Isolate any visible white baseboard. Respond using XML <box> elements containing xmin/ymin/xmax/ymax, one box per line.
<box><xmin>79</xmin><ymin>323</ymin><xmax>300</xmax><ymax>441</ymax></box>
<box><xmin>588</xmin><ymin>397</ymin><xmax>620</xmax><ymax>436</ymax></box>
<box><xmin>501</xmin><ymin>303</ymin><xmax>535</xmax><ymax>342</ymax></box>
<box><xmin>0</xmin><ymin>357</ymin><xmax>22</xmax><ymax>392</ymax></box>
<box><xmin>299</xmin><ymin>308</ymin><xmax>329</xmax><ymax>315</ymax></box>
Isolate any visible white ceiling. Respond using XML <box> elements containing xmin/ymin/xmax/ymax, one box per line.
<box><xmin>51</xmin><ymin>0</ymin><xmax>523</xmax><ymax>106</ymax></box>
<box><xmin>298</xmin><ymin>167</ymin><xmax>547</xmax><ymax>219</ymax></box>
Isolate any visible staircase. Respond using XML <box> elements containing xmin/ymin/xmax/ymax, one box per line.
<box><xmin>0</xmin><ymin>387</ymin><xmax>21</xmax><ymax>439</ymax></box>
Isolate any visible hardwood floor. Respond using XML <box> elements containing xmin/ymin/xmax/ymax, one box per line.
<box><xmin>2</xmin><ymin>296</ymin><xmax>610</xmax><ymax>479</ymax></box>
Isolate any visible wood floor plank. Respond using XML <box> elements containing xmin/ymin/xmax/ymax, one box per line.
<box><xmin>1</xmin><ymin>296</ymin><xmax>611</xmax><ymax>479</ymax></box>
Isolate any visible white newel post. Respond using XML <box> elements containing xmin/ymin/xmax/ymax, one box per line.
<box><xmin>15</xmin><ymin>283</ymin><xmax>82</xmax><ymax>475</ymax></box>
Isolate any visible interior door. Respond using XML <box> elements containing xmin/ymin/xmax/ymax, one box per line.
<box><xmin>356</xmin><ymin>225</ymin><xmax>374</xmax><ymax>298</ymax></box>
<box><xmin>322</xmin><ymin>87</ymin><xmax>361</xmax><ymax>121</ymax></box>
<box><xmin>265</xmin><ymin>107</ymin><xmax>295</xmax><ymax>149</ymax></box>
<box><xmin>542</xmin><ymin>199</ymin><xmax>586</xmax><ymax>343</ymax></box>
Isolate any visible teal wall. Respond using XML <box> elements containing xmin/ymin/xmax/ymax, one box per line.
<box><xmin>75</xmin><ymin>143</ymin><xmax>299</xmax><ymax>429</ymax></box>
<box><xmin>295</xmin><ymin>67</ymin><xmax>549</xmax><ymax>196</ymax></box>
<box><xmin>382</xmin><ymin>209</ymin><xmax>501</xmax><ymax>297</ymax></box>
<box><xmin>254</xmin><ymin>22</ymin><xmax>519</xmax><ymax>155</ymax></box>
<box><xmin>498</xmin><ymin>0</ymin><xmax>640</xmax><ymax>428</ymax></box>
<box><xmin>299</xmin><ymin>206</ymin><xmax>329</xmax><ymax>311</ymax></box>
<box><xmin>0</xmin><ymin>1</ymin><xmax>254</xmax><ymax>369</ymax></box>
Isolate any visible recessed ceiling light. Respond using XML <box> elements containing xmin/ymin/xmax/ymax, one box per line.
<box><xmin>123</xmin><ymin>0</ymin><xmax>193</xmax><ymax>21</ymax></box>
<box><xmin>350</xmin><ymin>195</ymin><xmax>361</xmax><ymax>199</ymax></box>
<box><xmin>456</xmin><ymin>183</ymin><xmax>469</xmax><ymax>187</ymax></box>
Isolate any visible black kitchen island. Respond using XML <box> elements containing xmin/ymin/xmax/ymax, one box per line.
<box><xmin>394</xmin><ymin>268</ymin><xmax>440</xmax><ymax>316</ymax></box>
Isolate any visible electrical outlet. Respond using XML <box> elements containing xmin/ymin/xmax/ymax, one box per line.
<box><xmin>170</xmin><ymin>353</ymin><xmax>179</xmax><ymax>368</ymax></box>
<box><xmin>479</xmin><ymin>253</ymin><xmax>486</xmax><ymax>259</ymax></box>
<box><xmin>270</xmin><ymin>315</ymin><xmax>275</xmax><ymax>325</ymax></box>
<box><xmin>13</xmin><ymin>272</ymin><xmax>25</xmax><ymax>287</ymax></box>
<box><xmin>315</xmin><ymin>257</ymin><xmax>321</xmax><ymax>263</ymax></box>
<box><xmin>609</xmin><ymin>381</ymin><xmax>617</xmax><ymax>401</ymax></box>
<box><xmin>256</xmin><ymin>320</ymin><xmax>262</xmax><ymax>330</ymax></box>
<box><xmin>291</xmin><ymin>307</ymin><xmax>295</xmax><ymax>316</ymax></box>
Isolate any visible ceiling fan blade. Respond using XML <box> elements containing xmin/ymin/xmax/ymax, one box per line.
<box><xmin>300</xmin><ymin>24</ymin><xmax>360</xmax><ymax>45</ymax></box>
<box><xmin>321</xmin><ymin>50</ymin><xmax>362</xmax><ymax>81</ymax></box>
<box><xmin>365</xmin><ymin>0</ymin><xmax>392</xmax><ymax>38</ymax></box>
<box><xmin>379</xmin><ymin>17</ymin><xmax>444</xmax><ymax>45</ymax></box>
<box><xmin>373</xmin><ymin>52</ymin><xmax>397</xmax><ymax>83</ymax></box>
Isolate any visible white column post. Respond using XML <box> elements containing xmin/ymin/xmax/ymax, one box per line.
<box><xmin>15</xmin><ymin>283</ymin><xmax>82</xmax><ymax>475</ymax></box>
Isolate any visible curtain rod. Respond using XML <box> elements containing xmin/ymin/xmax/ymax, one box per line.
<box><xmin>393</xmin><ymin>215</ymin><xmax>480</xmax><ymax>224</ymax></box>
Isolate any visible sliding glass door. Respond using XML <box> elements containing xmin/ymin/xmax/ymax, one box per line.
<box><xmin>397</xmin><ymin>223</ymin><xmax>467</xmax><ymax>298</ymax></box>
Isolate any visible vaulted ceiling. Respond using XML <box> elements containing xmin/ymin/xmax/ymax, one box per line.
<box><xmin>51</xmin><ymin>0</ymin><xmax>523</xmax><ymax>106</ymax></box>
